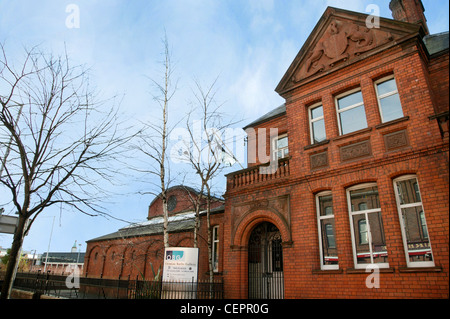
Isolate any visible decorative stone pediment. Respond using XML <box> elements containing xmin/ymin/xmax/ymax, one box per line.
<box><xmin>294</xmin><ymin>19</ymin><xmax>394</xmax><ymax>81</ymax></box>
<box><xmin>275</xmin><ymin>7</ymin><xmax>423</xmax><ymax>96</ymax></box>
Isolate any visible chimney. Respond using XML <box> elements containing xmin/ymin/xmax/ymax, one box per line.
<box><xmin>389</xmin><ymin>0</ymin><xmax>429</xmax><ymax>35</ymax></box>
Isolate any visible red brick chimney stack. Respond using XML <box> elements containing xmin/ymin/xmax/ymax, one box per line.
<box><xmin>389</xmin><ymin>0</ymin><xmax>430</xmax><ymax>35</ymax></box>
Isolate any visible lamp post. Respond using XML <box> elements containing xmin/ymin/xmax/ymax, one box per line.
<box><xmin>43</xmin><ymin>216</ymin><xmax>55</xmax><ymax>273</ymax></box>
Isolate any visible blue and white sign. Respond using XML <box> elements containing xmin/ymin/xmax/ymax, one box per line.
<box><xmin>163</xmin><ymin>247</ymin><xmax>199</xmax><ymax>282</ymax></box>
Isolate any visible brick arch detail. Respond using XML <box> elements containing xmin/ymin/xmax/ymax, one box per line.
<box><xmin>172</xmin><ymin>235</ymin><xmax>194</xmax><ymax>247</ymax></box>
<box><xmin>84</xmin><ymin>244</ymin><xmax>102</xmax><ymax>276</ymax></box>
<box><xmin>233</xmin><ymin>208</ymin><xmax>291</xmax><ymax>247</ymax></box>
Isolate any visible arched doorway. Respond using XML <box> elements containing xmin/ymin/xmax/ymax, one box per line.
<box><xmin>248</xmin><ymin>222</ymin><xmax>284</xmax><ymax>299</ymax></box>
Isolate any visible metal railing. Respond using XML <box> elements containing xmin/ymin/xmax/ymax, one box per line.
<box><xmin>129</xmin><ymin>278</ymin><xmax>224</xmax><ymax>299</ymax></box>
<box><xmin>4</xmin><ymin>271</ymin><xmax>223</xmax><ymax>299</ymax></box>
<box><xmin>8</xmin><ymin>271</ymin><xmax>129</xmax><ymax>299</ymax></box>
<box><xmin>10</xmin><ymin>271</ymin><xmax>81</xmax><ymax>299</ymax></box>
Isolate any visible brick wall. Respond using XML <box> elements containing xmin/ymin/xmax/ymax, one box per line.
<box><xmin>427</xmin><ymin>52</ymin><xmax>449</xmax><ymax>114</ymax></box>
<box><xmin>148</xmin><ymin>186</ymin><xmax>223</xmax><ymax>219</ymax></box>
<box><xmin>223</xmin><ymin>20</ymin><xmax>448</xmax><ymax>299</ymax></box>
<box><xmin>245</xmin><ymin>114</ymin><xmax>288</xmax><ymax>167</ymax></box>
<box><xmin>84</xmin><ymin>186</ymin><xmax>225</xmax><ymax>282</ymax></box>
<box><xmin>85</xmin><ymin>212</ymin><xmax>225</xmax><ymax>281</ymax></box>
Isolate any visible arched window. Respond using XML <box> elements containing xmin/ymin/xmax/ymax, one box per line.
<box><xmin>394</xmin><ymin>175</ymin><xmax>434</xmax><ymax>267</ymax></box>
<box><xmin>347</xmin><ymin>183</ymin><xmax>388</xmax><ymax>269</ymax></box>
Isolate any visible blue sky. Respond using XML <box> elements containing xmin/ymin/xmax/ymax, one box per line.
<box><xmin>0</xmin><ymin>0</ymin><xmax>448</xmax><ymax>255</ymax></box>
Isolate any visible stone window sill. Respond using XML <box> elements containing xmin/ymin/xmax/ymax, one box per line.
<box><xmin>304</xmin><ymin>139</ymin><xmax>330</xmax><ymax>151</ymax></box>
<box><xmin>375</xmin><ymin>116</ymin><xmax>409</xmax><ymax>130</ymax></box>
<box><xmin>398</xmin><ymin>266</ymin><xmax>442</xmax><ymax>273</ymax></box>
<box><xmin>333</xmin><ymin>127</ymin><xmax>373</xmax><ymax>143</ymax></box>
<box><xmin>346</xmin><ymin>267</ymin><xmax>395</xmax><ymax>274</ymax></box>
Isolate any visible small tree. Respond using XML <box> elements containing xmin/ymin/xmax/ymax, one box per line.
<box><xmin>0</xmin><ymin>44</ymin><xmax>134</xmax><ymax>299</ymax></box>
<box><xmin>132</xmin><ymin>34</ymin><xmax>178</xmax><ymax>249</ymax></box>
<box><xmin>182</xmin><ymin>78</ymin><xmax>239</xmax><ymax>284</ymax></box>
<box><xmin>182</xmin><ymin>184</ymin><xmax>204</xmax><ymax>249</ymax></box>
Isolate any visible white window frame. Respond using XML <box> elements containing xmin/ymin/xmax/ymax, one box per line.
<box><xmin>393</xmin><ymin>175</ymin><xmax>435</xmax><ymax>268</ymax></box>
<box><xmin>347</xmin><ymin>183</ymin><xmax>389</xmax><ymax>269</ymax></box>
<box><xmin>308</xmin><ymin>102</ymin><xmax>326</xmax><ymax>144</ymax></box>
<box><xmin>335</xmin><ymin>88</ymin><xmax>367</xmax><ymax>136</ymax></box>
<box><xmin>212</xmin><ymin>225</ymin><xmax>219</xmax><ymax>272</ymax></box>
<box><xmin>272</xmin><ymin>134</ymin><xmax>289</xmax><ymax>160</ymax></box>
<box><xmin>316</xmin><ymin>191</ymin><xmax>339</xmax><ymax>270</ymax></box>
<box><xmin>374</xmin><ymin>75</ymin><xmax>403</xmax><ymax>123</ymax></box>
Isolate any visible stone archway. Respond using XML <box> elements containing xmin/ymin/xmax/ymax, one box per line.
<box><xmin>227</xmin><ymin>206</ymin><xmax>291</xmax><ymax>299</ymax></box>
<box><xmin>248</xmin><ymin>222</ymin><xmax>284</xmax><ymax>299</ymax></box>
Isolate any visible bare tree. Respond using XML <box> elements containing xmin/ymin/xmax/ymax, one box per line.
<box><xmin>132</xmin><ymin>34</ymin><xmax>178</xmax><ymax>249</ymax></box>
<box><xmin>182</xmin><ymin>78</ymin><xmax>239</xmax><ymax>284</ymax></box>
<box><xmin>0</xmin><ymin>44</ymin><xmax>134</xmax><ymax>299</ymax></box>
<box><xmin>182</xmin><ymin>183</ymin><xmax>204</xmax><ymax>249</ymax></box>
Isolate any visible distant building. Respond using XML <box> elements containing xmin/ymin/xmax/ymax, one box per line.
<box><xmin>84</xmin><ymin>186</ymin><xmax>224</xmax><ymax>281</ymax></box>
<box><xmin>35</xmin><ymin>242</ymin><xmax>85</xmax><ymax>275</ymax></box>
<box><xmin>1</xmin><ymin>246</ymin><xmax>41</xmax><ymax>272</ymax></box>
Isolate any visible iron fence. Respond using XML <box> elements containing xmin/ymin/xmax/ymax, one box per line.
<box><xmin>129</xmin><ymin>277</ymin><xmax>224</xmax><ymax>299</ymax></box>
<box><xmin>7</xmin><ymin>271</ymin><xmax>130</xmax><ymax>299</ymax></box>
<box><xmin>4</xmin><ymin>271</ymin><xmax>223</xmax><ymax>299</ymax></box>
<box><xmin>8</xmin><ymin>271</ymin><xmax>82</xmax><ymax>299</ymax></box>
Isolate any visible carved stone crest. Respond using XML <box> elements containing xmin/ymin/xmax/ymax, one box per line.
<box><xmin>293</xmin><ymin>19</ymin><xmax>393</xmax><ymax>82</ymax></box>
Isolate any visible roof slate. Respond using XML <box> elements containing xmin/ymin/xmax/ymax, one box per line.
<box><xmin>423</xmin><ymin>31</ymin><xmax>449</xmax><ymax>55</ymax></box>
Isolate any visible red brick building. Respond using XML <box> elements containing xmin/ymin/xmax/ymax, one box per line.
<box><xmin>223</xmin><ymin>0</ymin><xmax>448</xmax><ymax>299</ymax></box>
<box><xmin>84</xmin><ymin>0</ymin><xmax>448</xmax><ymax>300</ymax></box>
<box><xmin>84</xmin><ymin>186</ymin><xmax>225</xmax><ymax>281</ymax></box>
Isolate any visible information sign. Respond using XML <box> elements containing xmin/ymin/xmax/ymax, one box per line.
<box><xmin>162</xmin><ymin>247</ymin><xmax>199</xmax><ymax>282</ymax></box>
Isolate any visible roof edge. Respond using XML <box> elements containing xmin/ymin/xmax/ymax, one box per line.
<box><xmin>243</xmin><ymin>104</ymin><xmax>286</xmax><ymax>130</ymax></box>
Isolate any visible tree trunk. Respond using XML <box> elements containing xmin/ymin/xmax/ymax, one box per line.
<box><xmin>0</xmin><ymin>213</ymin><xmax>27</xmax><ymax>299</ymax></box>
<box><xmin>206</xmin><ymin>187</ymin><xmax>213</xmax><ymax>285</ymax></box>
<box><xmin>162</xmin><ymin>195</ymin><xmax>169</xmax><ymax>248</ymax></box>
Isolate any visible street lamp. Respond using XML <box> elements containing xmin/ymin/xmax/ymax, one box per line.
<box><xmin>43</xmin><ymin>216</ymin><xmax>55</xmax><ymax>273</ymax></box>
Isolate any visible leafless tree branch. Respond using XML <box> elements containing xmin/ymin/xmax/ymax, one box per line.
<box><xmin>0</xmin><ymin>43</ymin><xmax>136</xmax><ymax>299</ymax></box>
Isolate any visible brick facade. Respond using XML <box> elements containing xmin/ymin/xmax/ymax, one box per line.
<box><xmin>83</xmin><ymin>1</ymin><xmax>448</xmax><ymax>299</ymax></box>
<box><xmin>223</xmin><ymin>2</ymin><xmax>448</xmax><ymax>299</ymax></box>
<box><xmin>84</xmin><ymin>186</ymin><xmax>225</xmax><ymax>282</ymax></box>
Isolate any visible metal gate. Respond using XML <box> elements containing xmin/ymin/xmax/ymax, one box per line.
<box><xmin>248</xmin><ymin>222</ymin><xmax>284</xmax><ymax>299</ymax></box>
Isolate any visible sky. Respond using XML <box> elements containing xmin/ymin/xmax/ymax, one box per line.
<box><xmin>0</xmin><ymin>0</ymin><xmax>448</xmax><ymax>256</ymax></box>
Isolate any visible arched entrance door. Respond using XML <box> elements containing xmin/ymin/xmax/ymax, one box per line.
<box><xmin>248</xmin><ymin>222</ymin><xmax>284</xmax><ymax>299</ymax></box>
